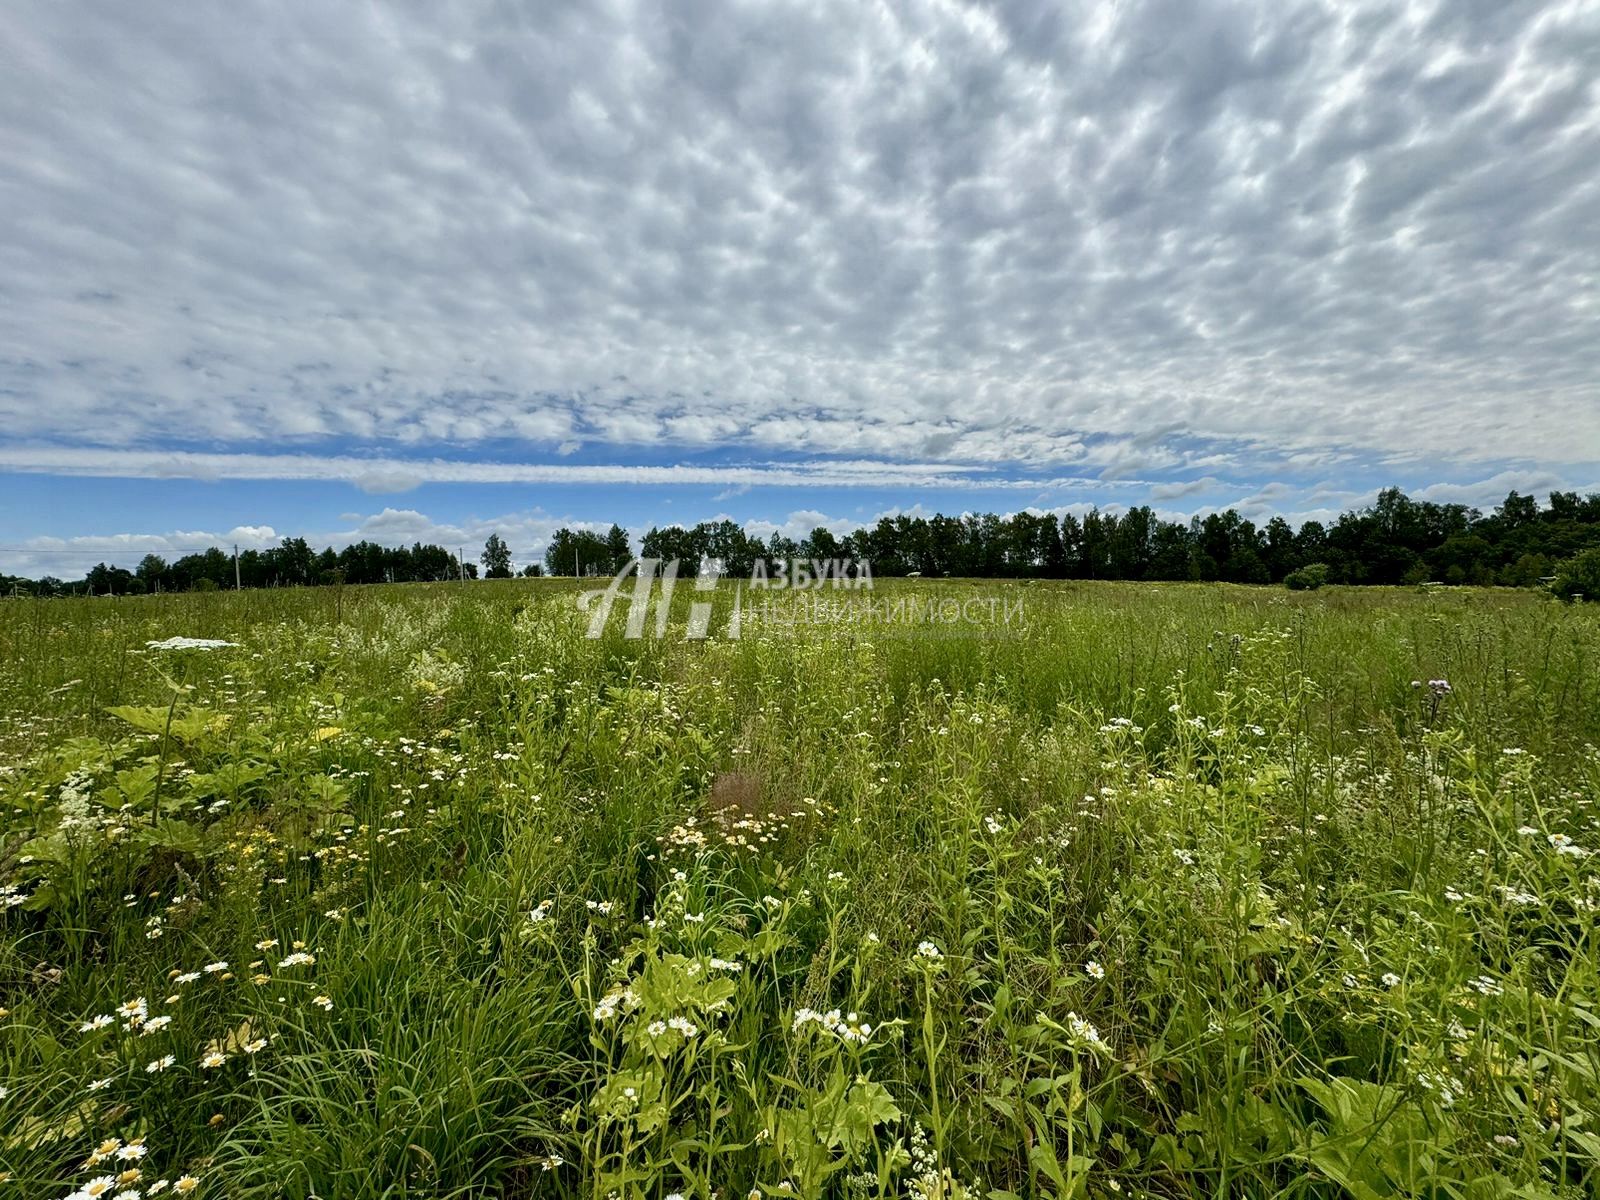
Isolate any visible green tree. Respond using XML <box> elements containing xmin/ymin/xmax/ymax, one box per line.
<box><xmin>1551</xmin><ymin>547</ymin><xmax>1600</xmax><ymax>602</ymax></box>
<box><xmin>481</xmin><ymin>533</ymin><xmax>513</xmax><ymax>579</ymax></box>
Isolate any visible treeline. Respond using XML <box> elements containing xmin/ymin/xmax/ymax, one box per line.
<box><xmin>4</xmin><ymin>539</ymin><xmax>480</xmax><ymax>597</ymax></box>
<box><xmin>8</xmin><ymin>488</ymin><xmax>1600</xmax><ymax>597</ymax></box>
<box><xmin>592</xmin><ymin>487</ymin><xmax>1597</xmax><ymax>587</ymax></box>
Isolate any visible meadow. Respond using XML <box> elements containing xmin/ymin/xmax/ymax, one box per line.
<box><xmin>1</xmin><ymin>577</ymin><xmax>1598</xmax><ymax>1199</ymax></box>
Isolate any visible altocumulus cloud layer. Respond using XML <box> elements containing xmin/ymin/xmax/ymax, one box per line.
<box><xmin>2</xmin><ymin>0</ymin><xmax>1599</xmax><ymax>493</ymax></box>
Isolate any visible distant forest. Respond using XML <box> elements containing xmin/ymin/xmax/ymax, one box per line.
<box><xmin>6</xmin><ymin>487</ymin><xmax>1600</xmax><ymax>597</ymax></box>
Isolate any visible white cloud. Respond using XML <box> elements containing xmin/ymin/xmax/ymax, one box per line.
<box><xmin>0</xmin><ymin>0</ymin><xmax>1595</xmax><ymax>477</ymax></box>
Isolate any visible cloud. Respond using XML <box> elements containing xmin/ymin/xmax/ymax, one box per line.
<box><xmin>0</xmin><ymin>445</ymin><xmax>1148</xmax><ymax>491</ymax></box>
<box><xmin>0</xmin><ymin>0</ymin><xmax>1595</xmax><ymax>483</ymax></box>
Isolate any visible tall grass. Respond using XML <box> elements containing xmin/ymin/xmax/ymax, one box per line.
<box><xmin>1</xmin><ymin>579</ymin><xmax>1597</xmax><ymax>1198</ymax></box>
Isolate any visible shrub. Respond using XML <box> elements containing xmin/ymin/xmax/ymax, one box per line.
<box><xmin>1284</xmin><ymin>561</ymin><xmax>1330</xmax><ymax>590</ymax></box>
<box><xmin>1550</xmin><ymin>546</ymin><xmax>1600</xmax><ymax>601</ymax></box>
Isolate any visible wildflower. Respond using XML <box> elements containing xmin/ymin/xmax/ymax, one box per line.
<box><xmin>117</xmin><ymin>997</ymin><xmax>148</xmax><ymax>1025</ymax></box>
<box><xmin>1470</xmin><ymin>975</ymin><xmax>1504</xmax><ymax>996</ymax></box>
<box><xmin>1066</xmin><ymin>1011</ymin><xmax>1108</xmax><ymax>1050</ymax></box>
<box><xmin>145</xmin><ymin>1054</ymin><xmax>176</xmax><ymax>1072</ymax></box>
<box><xmin>915</xmin><ymin>940</ymin><xmax>943</xmax><ymax>961</ymax></box>
<box><xmin>201</xmin><ymin>1051</ymin><xmax>228</xmax><ymax>1069</ymax></box>
<box><xmin>277</xmin><ymin>952</ymin><xmax>315</xmax><ymax>968</ymax></box>
<box><xmin>241</xmin><ymin>1038</ymin><xmax>268</xmax><ymax>1054</ymax></box>
<box><xmin>1341</xmin><ymin>973</ymin><xmax>1359</xmax><ymax>989</ymax></box>
<box><xmin>87</xmin><ymin>1139</ymin><xmax>122</xmax><ymax>1164</ymax></box>
<box><xmin>80</xmin><ymin>1013</ymin><xmax>114</xmax><ymax>1032</ymax></box>
<box><xmin>312</xmin><ymin>994</ymin><xmax>333</xmax><ymax>1011</ymax></box>
<box><xmin>141</xmin><ymin>1015</ymin><xmax>173</xmax><ymax>1034</ymax></box>
<box><xmin>175</xmin><ymin>972</ymin><xmax>200</xmax><ymax>984</ymax></box>
<box><xmin>87</xmin><ymin>1078</ymin><xmax>112</xmax><ymax>1092</ymax></box>
<box><xmin>116</xmin><ymin>1142</ymin><xmax>147</xmax><ymax>1161</ymax></box>
<box><xmin>202</xmin><ymin>962</ymin><xmax>227</xmax><ymax>974</ymax></box>
<box><xmin>255</xmin><ymin>938</ymin><xmax>279</xmax><ymax>950</ymax></box>
<box><xmin>174</xmin><ymin>1177</ymin><xmax>199</xmax><ymax>1194</ymax></box>
<box><xmin>1381</xmin><ymin>973</ymin><xmax>1401</xmax><ymax>988</ymax></box>
<box><xmin>1085</xmin><ymin>961</ymin><xmax>1105</xmax><ymax>980</ymax></box>
<box><xmin>667</xmin><ymin>1015</ymin><xmax>699</xmax><ymax>1038</ymax></box>
<box><xmin>78</xmin><ymin>1177</ymin><xmax>119</xmax><ymax>1199</ymax></box>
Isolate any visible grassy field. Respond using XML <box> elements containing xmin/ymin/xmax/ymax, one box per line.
<box><xmin>2</xmin><ymin>578</ymin><xmax>1598</xmax><ymax>1199</ymax></box>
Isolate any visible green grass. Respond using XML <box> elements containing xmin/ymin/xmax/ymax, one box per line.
<box><xmin>1</xmin><ymin>578</ymin><xmax>1598</xmax><ymax>1199</ymax></box>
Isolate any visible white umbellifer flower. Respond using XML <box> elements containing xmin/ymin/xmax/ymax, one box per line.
<box><xmin>1085</xmin><ymin>961</ymin><xmax>1105</xmax><ymax>980</ymax></box>
<box><xmin>146</xmin><ymin>637</ymin><xmax>239</xmax><ymax>651</ymax></box>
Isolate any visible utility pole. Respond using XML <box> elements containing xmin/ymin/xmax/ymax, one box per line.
<box><xmin>575</xmin><ymin>548</ymin><xmax>579</xmax><ymax>578</ymax></box>
<box><xmin>234</xmin><ymin>544</ymin><xmax>241</xmax><ymax>591</ymax></box>
<box><xmin>459</xmin><ymin>548</ymin><xmax>466</xmax><ymax>583</ymax></box>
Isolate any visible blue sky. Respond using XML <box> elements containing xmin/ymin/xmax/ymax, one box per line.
<box><xmin>2</xmin><ymin>0</ymin><xmax>1598</xmax><ymax>577</ymax></box>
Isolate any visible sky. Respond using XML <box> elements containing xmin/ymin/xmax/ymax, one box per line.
<box><xmin>2</xmin><ymin>0</ymin><xmax>1598</xmax><ymax>577</ymax></box>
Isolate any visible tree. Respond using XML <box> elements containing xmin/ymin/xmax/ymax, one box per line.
<box><xmin>1551</xmin><ymin>547</ymin><xmax>1600</xmax><ymax>602</ymax></box>
<box><xmin>481</xmin><ymin>533</ymin><xmax>513</xmax><ymax>579</ymax></box>
<box><xmin>136</xmin><ymin>554</ymin><xmax>169</xmax><ymax>592</ymax></box>
<box><xmin>604</xmin><ymin>525</ymin><xmax>633</xmax><ymax>573</ymax></box>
